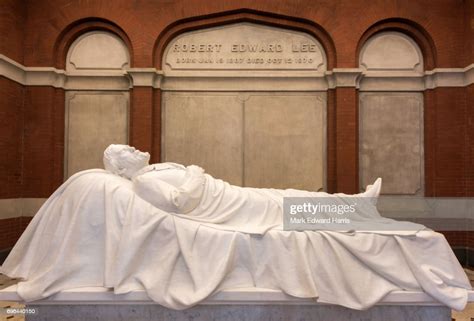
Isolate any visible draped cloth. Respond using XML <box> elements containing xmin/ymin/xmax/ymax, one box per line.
<box><xmin>1</xmin><ymin>170</ymin><xmax>471</xmax><ymax>310</ymax></box>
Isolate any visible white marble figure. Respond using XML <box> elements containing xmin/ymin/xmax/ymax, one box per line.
<box><xmin>0</xmin><ymin>144</ymin><xmax>469</xmax><ymax>311</ymax></box>
<box><xmin>103</xmin><ymin>144</ymin><xmax>385</xmax><ymax>232</ymax></box>
<box><xmin>103</xmin><ymin>144</ymin><xmax>382</xmax><ymax>208</ymax></box>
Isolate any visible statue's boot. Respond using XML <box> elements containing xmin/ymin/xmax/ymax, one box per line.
<box><xmin>362</xmin><ymin>178</ymin><xmax>382</xmax><ymax>205</ymax></box>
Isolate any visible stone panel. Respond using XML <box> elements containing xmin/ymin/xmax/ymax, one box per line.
<box><xmin>164</xmin><ymin>23</ymin><xmax>326</xmax><ymax>71</ymax></box>
<box><xmin>67</xmin><ymin>31</ymin><xmax>130</xmax><ymax>71</ymax></box>
<box><xmin>359</xmin><ymin>32</ymin><xmax>423</xmax><ymax>72</ymax></box>
<box><xmin>65</xmin><ymin>92</ymin><xmax>129</xmax><ymax>178</ymax></box>
<box><xmin>162</xmin><ymin>92</ymin><xmax>244</xmax><ymax>186</ymax></box>
<box><xmin>359</xmin><ymin>93</ymin><xmax>424</xmax><ymax>194</ymax></box>
<box><xmin>244</xmin><ymin>93</ymin><xmax>325</xmax><ymax>191</ymax></box>
<box><xmin>162</xmin><ymin>24</ymin><xmax>327</xmax><ymax>189</ymax></box>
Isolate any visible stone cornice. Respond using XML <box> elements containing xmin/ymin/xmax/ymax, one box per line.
<box><xmin>1</xmin><ymin>54</ymin><xmax>473</xmax><ymax>91</ymax></box>
<box><xmin>325</xmin><ymin>68</ymin><xmax>362</xmax><ymax>89</ymax></box>
<box><xmin>127</xmin><ymin>68</ymin><xmax>163</xmax><ymax>88</ymax></box>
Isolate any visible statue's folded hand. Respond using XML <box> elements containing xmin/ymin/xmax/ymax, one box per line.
<box><xmin>186</xmin><ymin>165</ymin><xmax>204</xmax><ymax>175</ymax></box>
<box><xmin>132</xmin><ymin>164</ymin><xmax>206</xmax><ymax>214</ymax></box>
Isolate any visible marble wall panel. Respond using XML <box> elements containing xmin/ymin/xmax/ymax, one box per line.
<box><xmin>244</xmin><ymin>93</ymin><xmax>326</xmax><ymax>191</ymax></box>
<box><xmin>359</xmin><ymin>92</ymin><xmax>424</xmax><ymax>194</ymax></box>
<box><xmin>162</xmin><ymin>92</ymin><xmax>326</xmax><ymax>190</ymax></box>
<box><xmin>65</xmin><ymin>91</ymin><xmax>129</xmax><ymax>178</ymax></box>
<box><xmin>162</xmin><ymin>92</ymin><xmax>244</xmax><ymax>186</ymax></box>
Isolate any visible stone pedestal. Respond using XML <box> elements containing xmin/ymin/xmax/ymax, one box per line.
<box><xmin>25</xmin><ymin>304</ymin><xmax>450</xmax><ymax>321</ymax></box>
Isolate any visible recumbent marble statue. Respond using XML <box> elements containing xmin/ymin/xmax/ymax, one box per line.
<box><xmin>0</xmin><ymin>144</ymin><xmax>470</xmax><ymax>311</ymax></box>
<box><xmin>102</xmin><ymin>144</ymin><xmax>385</xmax><ymax>231</ymax></box>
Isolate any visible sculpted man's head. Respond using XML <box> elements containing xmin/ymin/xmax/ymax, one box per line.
<box><xmin>103</xmin><ymin>144</ymin><xmax>150</xmax><ymax>179</ymax></box>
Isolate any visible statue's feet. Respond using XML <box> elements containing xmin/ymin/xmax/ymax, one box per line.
<box><xmin>363</xmin><ymin>178</ymin><xmax>382</xmax><ymax>204</ymax></box>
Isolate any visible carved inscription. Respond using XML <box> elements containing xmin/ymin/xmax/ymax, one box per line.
<box><xmin>173</xmin><ymin>44</ymin><xmax>222</xmax><ymax>53</ymax></box>
<box><xmin>164</xmin><ymin>23</ymin><xmax>326</xmax><ymax>70</ymax></box>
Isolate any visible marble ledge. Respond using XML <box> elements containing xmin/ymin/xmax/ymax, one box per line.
<box><xmin>1</xmin><ymin>285</ymin><xmax>473</xmax><ymax>306</ymax></box>
<box><xmin>1</xmin><ymin>54</ymin><xmax>473</xmax><ymax>91</ymax></box>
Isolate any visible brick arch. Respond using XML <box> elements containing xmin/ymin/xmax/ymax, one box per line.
<box><xmin>53</xmin><ymin>17</ymin><xmax>134</xmax><ymax>69</ymax></box>
<box><xmin>153</xmin><ymin>8</ymin><xmax>336</xmax><ymax>69</ymax></box>
<box><xmin>356</xmin><ymin>18</ymin><xmax>436</xmax><ymax>70</ymax></box>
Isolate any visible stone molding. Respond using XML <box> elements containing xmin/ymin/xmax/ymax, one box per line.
<box><xmin>1</xmin><ymin>54</ymin><xmax>473</xmax><ymax>91</ymax></box>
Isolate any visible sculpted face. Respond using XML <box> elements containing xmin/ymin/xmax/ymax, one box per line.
<box><xmin>103</xmin><ymin>144</ymin><xmax>150</xmax><ymax>179</ymax></box>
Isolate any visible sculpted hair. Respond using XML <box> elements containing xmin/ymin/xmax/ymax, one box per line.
<box><xmin>103</xmin><ymin>145</ymin><xmax>125</xmax><ymax>175</ymax></box>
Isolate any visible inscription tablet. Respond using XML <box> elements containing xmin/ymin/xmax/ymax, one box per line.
<box><xmin>164</xmin><ymin>23</ymin><xmax>326</xmax><ymax>71</ymax></box>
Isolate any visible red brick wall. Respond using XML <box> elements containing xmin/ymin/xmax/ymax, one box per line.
<box><xmin>0</xmin><ymin>2</ymin><xmax>56</xmax><ymax>201</ymax></box>
<box><xmin>130</xmin><ymin>88</ymin><xmax>154</xmax><ymax>157</ymax></box>
<box><xmin>468</xmin><ymin>85</ymin><xmax>474</xmax><ymax>196</ymax></box>
<box><xmin>152</xmin><ymin>89</ymin><xmax>163</xmax><ymax>164</ymax></box>
<box><xmin>426</xmin><ymin>87</ymin><xmax>469</xmax><ymax>196</ymax></box>
<box><xmin>441</xmin><ymin>231</ymin><xmax>474</xmax><ymax>249</ymax></box>
<box><xmin>22</xmin><ymin>87</ymin><xmax>65</xmax><ymax>198</ymax></box>
<box><xmin>335</xmin><ymin>88</ymin><xmax>358</xmax><ymax>194</ymax></box>
<box><xmin>0</xmin><ymin>77</ymin><xmax>24</xmax><ymax>199</ymax></box>
<box><xmin>0</xmin><ymin>0</ymin><xmax>25</xmax><ymax>64</ymax></box>
<box><xmin>0</xmin><ymin>0</ymin><xmax>28</xmax><ymax>249</ymax></box>
<box><xmin>0</xmin><ymin>217</ymin><xmax>32</xmax><ymax>250</ymax></box>
<box><xmin>20</xmin><ymin>0</ymin><xmax>468</xmax><ymax>68</ymax></box>
<box><xmin>465</xmin><ymin>0</ymin><xmax>474</xmax><ymax>64</ymax></box>
<box><xmin>326</xmin><ymin>90</ymin><xmax>336</xmax><ymax>193</ymax></box>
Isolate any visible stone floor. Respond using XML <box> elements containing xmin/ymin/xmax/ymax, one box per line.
<box><xmin>0</xmin><ymin>274</ymin><xmax>23</xmax><ymax>321</ymax></box>
<box><xmin>0</xmin><ymin>271</ymin><xmax>473</xmax><ymax>321</ymax></box>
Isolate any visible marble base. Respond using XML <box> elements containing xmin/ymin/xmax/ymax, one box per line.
<box><xmin>2</xmin><ymin>286</ymin><xmax>467</xmax><ymax>321</ymax></box>
<box><xmin>25</xmin><ymin>304</ymin><xmax>450</xmax><ymax>321</ymax></box>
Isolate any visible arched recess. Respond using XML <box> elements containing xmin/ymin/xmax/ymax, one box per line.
<box><xmin>63</xmin><ymin>30</ymin><xmax>130</xmax><ymax>178</ymax></box>
<box><xmin>54</xmin><ymin>17</ymin><xmax>133</xmax><ymax>69</ymax></box>
<box><xmin>357</xmin><ymin>19</ymin><xmax>438</xmax><ymax>199</ymax></box>
<box><xmin>358</xmin><ymin>29</ymin><xmax>426</xmax><ymax>200</ymax></box>
<box><xmin>154</xmin><ymin>9</ymin><xmax>336</xmax><ymax>69</ymax></box>
<box><xmin>356</xmin><ymin>18</ymin><xmax>436</xmax><ymax>70</ymax></box>
<box><xmin>154</xmin><ymin>10</ymin><xmax>334</xmax><ymax>191</ymax></box>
